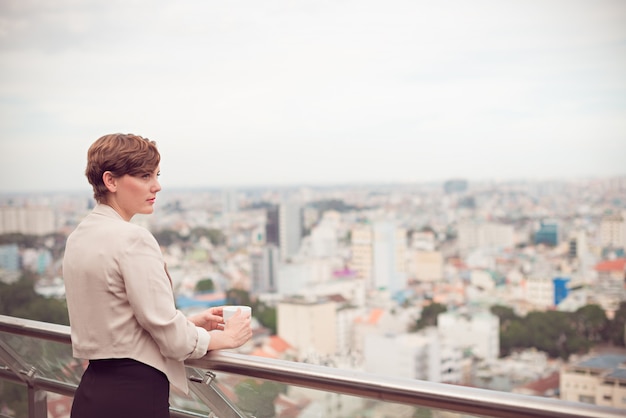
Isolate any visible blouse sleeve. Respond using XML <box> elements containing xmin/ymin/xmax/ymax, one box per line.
<box><xmin>118</xmin><ymin>227</ymin><xmax>210</xmax><ymax>361</ymax></box>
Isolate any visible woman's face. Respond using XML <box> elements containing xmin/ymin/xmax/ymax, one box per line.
<box><xmin>109</xmin><ymin>166</ymin><xmax>161</xmax><ymax>221</ymax></box>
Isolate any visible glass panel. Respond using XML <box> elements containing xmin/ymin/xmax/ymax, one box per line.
<box><xmin>0</xmin><ymin>381</ymin><xmax>27</xmax><ymax>417</ymax></box>
<box><xmin>46</xmin><ymin>392</ymin><xmax>73</xmax><ymax>417</ymax></box>
<box><xmin>185</xmin><ymin>369</ymin><xmax>491</xmax><ymax>418</ymax></box>
<box><xmin>0</xmin><ymin>330</ymin><xmax>492</xmax><ymax>418</ymax></box>
<box><xmin>0</xmin><ymin>331</ymin><xmax>85</xmax><ymax>386</ymax></box>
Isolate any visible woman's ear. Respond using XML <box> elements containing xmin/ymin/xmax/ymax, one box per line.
<box><xmin>102</xmin><ymin>171</ymin><xmax>117</xmax><ymax>193</ymax></box>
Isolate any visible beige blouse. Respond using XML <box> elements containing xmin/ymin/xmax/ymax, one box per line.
<box><xmin>63</xmin><ymin>204</ymin><xmax>210</xmax><ymax>394</ymax></box>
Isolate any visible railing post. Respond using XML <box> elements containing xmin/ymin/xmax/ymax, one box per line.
<box><xmin>0</xmin><ymin>341</ymin><xmax>49</xmax><ymax>418</ymax></box>
<box><xmin>186</xmin><ymin>368</ymin><xmax>250</xmax><ymax>418</ymax></box>
<box><xmin>27</xmin><ymin>385</ymin><xmax>48</xmax><ymax>418</ymax></box>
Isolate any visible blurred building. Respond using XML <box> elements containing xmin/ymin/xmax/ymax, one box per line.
<box><xmin>0</xmin><ymin>206</ymin><xmax>55</xmax><ymax>235</ymax></box>
<box><xmin>568</xmin><ymin>230</ymin><xmax>589</xmax><ymax>260</ymax></box>
<box><xmin>553</xmin><ymin>277</ymin><xmax>571</xmax><ymax>307</ymax></box>
<box><xmin>408</xmin><ymin>250</ymin><xmax>444</xmax><ymax>282</ymax></box>
<box><xmin>221</xmin><ymin>188</ymin><xmax>238</xmax><ymax>214</ymax></box>
<box><xmin>593</xmin><ymin>258</ymin><xmax>626</xmax><ymax>318</ymax></box>
<box><xmin>350</xmin><ymin>221</ymin><xmax>407</xmax><ymax>294</ymax></box>
<box><xmin>309</xmin><ymin>223</ymin><xmax>338</xmax><ymax>258</ymax></box>
<box><xmin>443</xmin><ymin>179</ymin><xmax>468</xmax><ymax>194</ymax></box>
<box><xmin>525</xmin><ymin>276</ymin><xmax>556</xmax><ymax>309</ymax></box>
<box><xmin>335</xmin><ymin>302</ymin><xmax>361</xmax><ymax>357</ymax></box>
<box><xmin>457</xmin><ymin>221</ymin><xmax>515</xmax><ymax>252</ymax></box>
<box><xmin>353</xmin><ymin>308</ymin><xmax>402</xmax><ymax>356</ymax></box>
<box><xmin>350</xmin><ymin>224</ymin><xmax>373</xmax><ymax>280</ymax></box>
<box><xmin>250</xmin><ymin>244</ymin><xmax>280</xmax><ymax>294</ymax></box>
<box><xmin>265</xmin><ymin>205</ymin><xmax>280</xmax><ymax>246</ymax></box>
<box><xmin>600</xmin><ymin>212</ymin><xmax>626</xmax><ymax>251</ymax></box>
<box><xmin>363</xmin><ymin>326</ymin><xmax>463</xmax><ymax>384</ymax></box>
<box><xmin>279</xmin><ymin>201</ymin><xmax>303</xmax><ymax>260</ymax></box>
<box><xmin>560</xmin><ymin>354</ymin><xmax>626</xmax><ymax>409</ymax></box>
<box><xmin>277</xmin><ymin>298</ymin><xmax>337</xmax><ymax>358</ymax></box>
<box><xmin>534</xmin><ymin>220</ymin><xmax>560</xmax><ymax>246</ymax></box>
<box><xmin>437</xmin><ymin>310</ymin><xmax>499</xmax><ymax>361</ymax></box>
<box><xmin>0</xmin><ymin>244</ymin><xmax>20</xmax><ymax>273</ymax></box>
<box><xmin>22</xmin><ymin>248</ymin><xmax>53</xmax><ymax>275</ymax></box>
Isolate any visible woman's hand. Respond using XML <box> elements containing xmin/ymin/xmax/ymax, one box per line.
<box><xmin>207</xmin><ymin>308</ymin><xmax>253</xmax><ymax>350</ymax></box>
<box><xmin>188</xmin><ymin>306</ymin><xmax>224</xmax><ymax>331</ymax></box>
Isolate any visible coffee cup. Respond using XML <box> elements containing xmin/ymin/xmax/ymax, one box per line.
<box><xmin>222</xmin><ymin>305</ymin><xmax>251</xmax><ymax>322</ymax></box>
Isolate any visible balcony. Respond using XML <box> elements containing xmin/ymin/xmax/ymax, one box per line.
<box><xmin>1</xmin><ymin>314</ymin><xmax>623</xmax><ymax>418</ymax></box>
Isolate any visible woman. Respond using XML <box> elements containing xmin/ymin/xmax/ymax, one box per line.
<box><xmin>63</xmin><ymin>133</ymin><xmax>252</xmax><ymax>417</ymax></box>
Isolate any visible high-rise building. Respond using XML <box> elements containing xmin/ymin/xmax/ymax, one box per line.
<box><xmin>279</xmin><ymin>201</ymin><xmax>303</xmax><ymax>260</ymax></box>
<box><xmin>250</xmin><ymin>245</ymin><xmax>279</xmax><ymax>294</ymax></box>
<box><xmin>350</xmin><ymin>224</ymin><xmax>373</xmax><ymax>280</ymax></box>
<box><xmin>221</xmin><ymin>189</ymin><xmax>238</xmax><ymax>214</ymax></box>
<box><xmin>265</xmin><ymin>206</ymin><xmax>280</xmax><ymax>246</ymax></box>
<box><xmin>600</xmin><ymin>212</ymin><xmax>626</xmax><ymax>251</ymax></box>
<box><xmin>350</xmin><ymin>221</ymin><xmax>407</xmax><ymax>293</ymax></box>
<box><xmin>372</xmin><ymin>221</ymin><xmax>407</xmax><ymax>293</ymax></box>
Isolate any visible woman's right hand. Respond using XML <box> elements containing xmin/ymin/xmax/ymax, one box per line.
<box><xmin>207</xmin><ymin>309</ymin><xmax>252</xmax><ymax>350</ymax></box>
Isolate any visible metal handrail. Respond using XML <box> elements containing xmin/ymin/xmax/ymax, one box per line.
<box><xmin>1</xmin><ymin>315</ymin><xmax>624</xmax><ymax>418</ymax></box>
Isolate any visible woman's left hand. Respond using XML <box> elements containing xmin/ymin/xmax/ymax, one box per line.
<box><xmin>189</xmin><ymin>306</ymin><xmax>224</xmax><ymax>331</ymax></box>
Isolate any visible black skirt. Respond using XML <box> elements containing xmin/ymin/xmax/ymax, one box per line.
<box><xmin>71</xmin><ymin>358</ymin><xmax>170</xmax><ymax>418</ymax></box>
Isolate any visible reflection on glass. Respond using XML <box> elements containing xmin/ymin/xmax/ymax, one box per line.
<box><xmin>203</xmin><ymin>370</ymin><xmax>487</xmax><ymax>418</ymax></box>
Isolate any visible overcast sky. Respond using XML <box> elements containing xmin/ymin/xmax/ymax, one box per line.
<box><xmin>1</xmin><ymin>0</ymin><xmax>625</xmax><ymax>193</ymax></box>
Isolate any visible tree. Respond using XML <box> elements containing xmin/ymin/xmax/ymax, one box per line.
<box><xmin>524</xmin><ymin>310</ymin><xmax>589</xmax><ymax>359</ymax></box>
<box><xmin>490</xmin><ymin>305</ymin><xmax>518</xmax><ymax>330</ymax></box>
<box><xmin>195</xmin><ymin>278</ymin><xmax>215</xmax><ymax>292</ymax></box>
<box><xmin>413</xmin><ymin>406</ymin><xmax>433</xmax><ymax>418</ymax></box>
<box><xmin>410</xmin><ymin>303</ymin><xmax>447</xmax><ymax>332</ymax></box>
<box><xmin>190</xmin><ymin>227</ymin><xmax>226</xmax><ymax>246</ymax></box>
<box><xmin>226</xmin><ymin>288</ymin><xmax>253</xmax><ymax>306</ymax></box>
<box><xmin>255</xmin><ymin>303</ymin><xmax>277</xmax><ymax>335</ymax></box>
<box><xmin>573</xmin><ymin>304</ymin><xmax>608</xmax><ymax>343</ymax></box>
<box><xmin>0</xmin><ymin>273</ymin><xmax>69</xmax><ymax>325</ymax></box>
<box><xmin>0</xmin><ymin>273</ymin><xmax>71</xmax><ymax>415</ymax></box>
<box><xmin>499</xmin><ymin>319</ymin><xmax>530</xmax><ymax>357</ymax></box>
<box><xmin>152</xmin><ymin>229</ymin><xmax>180</xmax><ymax>246</ymax></box>
<box><xmin>606</xmin><ymin>302</ymin><xmax>626</xmax><ymax>346</ymax></box>
<box><xmin>234</xmin><ymin>379</ymin><xmax>284</xmax><ymax>418</ymax></box>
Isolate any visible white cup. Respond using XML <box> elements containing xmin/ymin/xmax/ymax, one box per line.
<box><xmin>222</xmin><ymin>305</ymin><xmax>251</xmax><ymax>322</ymax></box>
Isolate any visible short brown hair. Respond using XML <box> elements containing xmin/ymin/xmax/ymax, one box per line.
<box><xmin>85</xmin><ymin>133</ymin><xmax>160</xmax><ymax>203</ymax></box>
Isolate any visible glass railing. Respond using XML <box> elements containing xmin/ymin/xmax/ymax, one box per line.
<box><xmin>1</xmin><ymin>314</ymin><xmax>623</xmax><ymax>418</ymax></box>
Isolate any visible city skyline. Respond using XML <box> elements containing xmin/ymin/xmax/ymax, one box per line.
<box><xmin>1</xmin><ymin>0</ymin><xmax>625</xmax><ymax>194</ymax></box>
